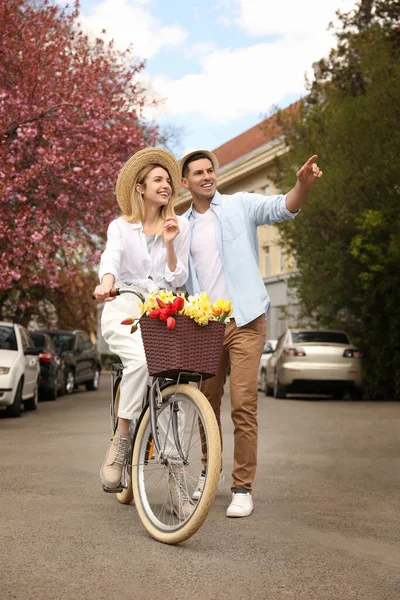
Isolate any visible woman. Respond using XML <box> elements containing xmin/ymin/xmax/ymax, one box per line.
<box><xmin>93</xmin><ymin>147</ymin><xmax>190</xmax><ymax>495</ymax></box>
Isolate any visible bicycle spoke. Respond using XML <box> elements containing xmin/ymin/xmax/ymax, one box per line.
<box><xmin>134</xmin><ymin>393</ymin><xmax>209</xmax><ymax>531</ymax></box>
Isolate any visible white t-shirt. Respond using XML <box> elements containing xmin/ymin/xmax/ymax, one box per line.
<box><xmin>191</xmin><ymin>208</ymin><xmax>230</xmax><ymax>303</ymax></box>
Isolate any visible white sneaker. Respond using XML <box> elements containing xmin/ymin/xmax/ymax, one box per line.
<box><xmin>192</xmin><ymin>470</ymin><xmax>225</xmax><ymax>501</ymax></box>
<box><xmin>226</xmin><ymin>491</ymin><xmax>253</xmax><ymax>518</ymax></box>
<box><xmin>169</xmin><ymin>463</ymin><xmax>195</xmax><ymax>520</ymax></box>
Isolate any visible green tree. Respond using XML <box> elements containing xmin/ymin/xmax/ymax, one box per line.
<box><xmin>267</xmin><ymin>0</ymin><xmax>400</xmax><ymax>398</ymax></box>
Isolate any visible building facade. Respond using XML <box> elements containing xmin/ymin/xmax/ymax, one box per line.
<box><xmin>175</xmin><ymin>105</ymin><xmax>300</xmax><ymax>340</ymax></box>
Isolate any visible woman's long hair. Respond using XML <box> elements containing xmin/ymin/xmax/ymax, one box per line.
<box><xmin>122</xmin><ymin>164</ymin><xmax>176</xmax><ymax>233</ymax></box>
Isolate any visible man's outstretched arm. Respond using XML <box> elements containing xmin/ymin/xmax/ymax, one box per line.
<box><xmin>286</xmin><ymin>155</ymin><xmax>323</xmax><ymax>213</ymax></box>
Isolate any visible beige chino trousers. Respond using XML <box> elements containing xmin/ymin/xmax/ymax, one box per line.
<box><xmin>200</xmin><ymin>314</ymin><xmax>266</xmax><ymax>492</ymax></box>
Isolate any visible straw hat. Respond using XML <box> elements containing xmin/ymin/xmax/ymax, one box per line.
<box><xmin>179</xmin><ymin>150</ymin><xmax>219</xmax><ymax>177</ymax></box>
<box><xmin>116</xmin><ymin>147</ymin><xmax>181</xmax><ymax>215</ymax></box>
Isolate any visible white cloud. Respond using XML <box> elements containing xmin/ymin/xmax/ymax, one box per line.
<box><xmin>78</xmin><ymin>0</ymin><xmax>361</xmax><ymax>129</ymax></box>
<box><xmin>148</xmin><ymin>32</ymin><xmax>331</xmax><ymax>123</ymax></box>
<box><xmin>147</xmin><ymin>0</ymin><xmax>360</xmax><ymax>124</ymax></box>
<box><xmin>184</xmin><ymin>42</ymin><xmax>219</xmax><ymax>60</ymax></box>
<box><xmin>80</xmin><ymin>0</ymin><xmax>188</xmax><ymax>59</ymax></box>
<box><xmin>232</xmin><ymin>0</ymin><xmax>357</xmax><ymax>37</ymax></box>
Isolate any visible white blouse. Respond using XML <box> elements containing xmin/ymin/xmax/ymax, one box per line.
<box><xmin>98</xmin><ymin>216</ymin><xmax>190</xmax><ymax>292</ymax></box>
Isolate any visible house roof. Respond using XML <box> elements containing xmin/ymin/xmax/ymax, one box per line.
<box><xmin>212</xmin><ymin>101</ymin><xmax>301</xmax><ymax>168</ymax></box>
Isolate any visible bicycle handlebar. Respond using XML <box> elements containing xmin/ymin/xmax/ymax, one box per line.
<box><xmin>91</xmin><ymin>288</ymin><xmax>145</xmax><ymax>302</ymax></box>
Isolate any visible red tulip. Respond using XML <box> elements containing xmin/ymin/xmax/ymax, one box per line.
<box><xmin>159</xmin><ymin>308</ymin><xmax>169</xmax><ymax>321</ymax></box>
<box><xmin>166</xmin><ymin>302</ymin><xmax>176</xmax><ymax>316</ymax></box>
<box><xmin>173</xmin><ymin>296</ymin><xmax>184</xmax><ymax>311</ymax></box>
<box><xmin>148</xmin><ymin>309</ymin><xmax>161</xmax><ymax>319</ymax></box>
<box><xmin>156</xmin><ymin>298</ymin><xmax>165</xmax><ymax>309</ymax></box>
<box><xmin>121</xmin><ymin>317</ymin><xmax>134</xmax><ymax>325</ymax></box>
<box><xmin>167</xmin><ymin>316</ymin><xmax>176</xmax><ymax>329</ymax></box>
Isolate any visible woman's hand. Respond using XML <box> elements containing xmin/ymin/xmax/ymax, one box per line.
<box><xmin>93</xmin><ymin>276</ymin><xmax>115</xmax><ymax>302</ymax></box>
<box><xmin>163</xmin><ymin>216</ymin><xmax>180</xmax><ymax>245</ymax></box>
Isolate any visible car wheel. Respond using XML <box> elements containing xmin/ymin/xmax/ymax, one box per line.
<box><xmin>47</xmin><ymin>384</ymin><xmax>57</xmax><ymax>401</ymax></box>
<box><xmin>24</xmin><ymin>383</ymin><xmax>39</xmax><ymax>411</ymax></box>
<box><xmin>57</xmin><ymin>370</ymin><xmax>65</xmax><ymax>397</ymax></box>
<box><xmin>350</xmin><ymin>388</ymin><xmax>363</xmax><ymax>401</ymax></box>
<box><xmin>332</xmin><ymin>390</ymin><xmax>344</xmax><ymax>400</ymax></box>
<box><xmin>65</xmin><ymin>370</ymin><xmax>75</xmax><ymax>395</ymax></box>
<box><xmin>85</xmin><ymin>368</ymin><xmax>100</xmax><ymax>391</ymax></box>
<box><xmin>274</xmin><ymin>373</ymin><xmax>287</xmax><ymax>399</ymax></box>
<box><xmin>261</xmin><ymin>370</ymin><xmax>272</xmax><ymax>396</ymax></box>
<box><xmin>6</xmin><ymin>379</ymin><xmax>23</xmax><ymax>418</ymax></box>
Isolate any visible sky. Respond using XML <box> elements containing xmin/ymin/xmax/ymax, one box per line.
<box><xmin>76</xmin><ymin>0</ymin><xmax>359</xmax><ymax>157</ymax></box>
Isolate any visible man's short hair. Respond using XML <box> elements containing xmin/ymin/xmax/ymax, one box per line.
<box><xmin>182</xmin><ymin>152</ymin><xmax>213</xmax><ymax>178</ymax></box>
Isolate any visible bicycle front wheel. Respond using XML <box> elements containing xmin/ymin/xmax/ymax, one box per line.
<box><xmin>132</xmin><ymin>383</ymin><xmax>221</xmax><ymax>544</ymax></box>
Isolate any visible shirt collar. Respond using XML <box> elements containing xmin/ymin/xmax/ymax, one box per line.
<box><xmin>130</xmin><ymin>221</ymin><xmax>142</xmax><ymax>230</ymax></box>
<box><xmin>187</xmin><ymin>190</ymin><xmax>221</xmax><ymax>218</ymax></box>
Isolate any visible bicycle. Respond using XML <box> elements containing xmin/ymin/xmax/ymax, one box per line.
<box><xmin>101</xmin><ymin>288</ymin><xmax>222</xmax><ymax>545</ymax></box>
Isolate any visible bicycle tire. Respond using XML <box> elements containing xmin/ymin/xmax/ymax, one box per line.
<box><xmin>132</xmin><ymin>383</ymin><xmax>221</xmax><ymax>544</ymax></box>
<box><xmin>112</xmin><ymin>384</ymin><xmax>134</xmax><ymax>505</ymax></box>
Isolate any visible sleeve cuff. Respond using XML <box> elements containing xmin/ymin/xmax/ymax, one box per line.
<box><xmin>282</xmin><ymin>194</ymin><xmax>300</xmax><ymax>219</ymax></box>
<box><xmin>98</xmin><ymin>267</ymin><xmax>119</xmax><ymax>283</ymax></box>
<box><xmin>164</xmin><ymin>259</ymin><xmax>187</xmax><ymax>286</ymax></box>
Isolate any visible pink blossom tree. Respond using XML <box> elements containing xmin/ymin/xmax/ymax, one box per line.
<box><xmin>0</xmin><ymin>0</ymin><xmax>159</xmax><ymax>329</ymax></box>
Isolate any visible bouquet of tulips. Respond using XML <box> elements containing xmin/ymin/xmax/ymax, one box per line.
<box><xmin>121</xmin><ymin>290</ymin><xmax>233</xmax><ymax>332</ymax></box>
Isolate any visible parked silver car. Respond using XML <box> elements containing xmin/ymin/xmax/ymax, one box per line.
<box><xmin>0</xmin><ymin>322</ymin><xmax>40</xmax><ymax>417</ymax></box>
<box><xmin>257</xmin><ymin>339</ymin><xmax>277</xmax><ymax>393</ymax></box>
<box><xmin>266</xmin><ymin>329</ymin><xmax>363</xmax><ymax>399</ymax></box>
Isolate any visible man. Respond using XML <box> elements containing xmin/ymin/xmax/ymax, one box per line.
<box><xmin>180</xmin><ymin>149</ymin><xmax>322</xmax><ymax>518</ymax></box>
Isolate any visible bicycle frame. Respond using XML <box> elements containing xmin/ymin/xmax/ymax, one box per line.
<box><xmin>112</xmin><ymin>365</ymin><xmax>203</xmax><ymax>469</ymax></box>
<box><xmin>109</xmin><ymin>288</ymin><xmax>204</xmax><ymax>469</ymax></box>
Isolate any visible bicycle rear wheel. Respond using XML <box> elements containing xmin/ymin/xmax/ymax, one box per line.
<box><xmin>112</xmin><ymin>384</ymin><xmax>134</xmax><ymax>505</ymax></box>
<box><xmin>132</xmin><ymin>383</ymin><xmax>221</xmax><ymax>544</ymax></box>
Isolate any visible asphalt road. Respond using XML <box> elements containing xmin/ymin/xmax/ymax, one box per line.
<box><xmin>1</xmin><ymin>375</ymin><xmax>399</xmax><ymax>600</ymax></box>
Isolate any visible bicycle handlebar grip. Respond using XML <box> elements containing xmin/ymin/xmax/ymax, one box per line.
<box><xmin>91</xmin><ymin>288</ymin><xmax>119</xmax><ymax>300</ymax></box>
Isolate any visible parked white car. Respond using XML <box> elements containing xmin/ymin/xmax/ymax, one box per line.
<box><xmin>257</xmin><ymin>339</ymin><xmax>277</xmax><ymax>394</ymax></box>
<box><xmin>266</xmin><ymin>329</ymin><xmax>363</xmax><ymax>399</ymax></box>
<box><xmin>0</xmin><ymin>321</ymin><xmax>40</xmax><ymax>417</ymax></box>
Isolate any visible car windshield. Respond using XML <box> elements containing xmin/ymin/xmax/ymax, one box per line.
<box><xmin>49</xmin><ymin>333</ymin><xmax>75</xmax><ymax>354</ymax></box>
<box><xmin>31</xmin><ymin>333</ymin><xmax>46</xmax><ymax>348</ymax></box>
<box><xmin>292</xmin><ymin>331</ymin><xmax>350</xmax><ymax>345</ymax></box>
<box><xmin>0</xmin><ymin>325</ymin><xmax>18</xmax><ymax>351</ymax></box>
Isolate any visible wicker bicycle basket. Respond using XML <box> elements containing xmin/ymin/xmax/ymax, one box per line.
<box><xmin>139</xmin><ymin>314</ymin><xmax>225</xmax><ymax>379</ymax></box>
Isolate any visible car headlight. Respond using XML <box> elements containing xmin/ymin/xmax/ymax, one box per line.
<box><xmin>0</xmin><ymin>367</ymin><xmax>10</xmax><ymax>375</ymax></box>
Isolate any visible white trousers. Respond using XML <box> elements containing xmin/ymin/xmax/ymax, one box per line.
<box><xmin>101</xmin><ymin>289</ymin><xmax>186</xmax><ymax>456</ymax></box>
<box><xmin>101</xmin><ymin>291</ymin><xmax>148</xmax><ymax>420</ymax></box>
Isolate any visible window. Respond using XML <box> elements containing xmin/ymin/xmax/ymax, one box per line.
<box><xmin>0</xmin><ymin>325</ymin><xmax>17</xmax><ymax>351</ymax></box>
<box><xmin>50</xmin><ymin>333</ymin><xmax>75</xmax><ymax>354</ymax></box>
<box><xmin>292</xmin><ymin>331</ymin><xmax>350</xmax><ymax>344</ymax></box>
<box><xmin>263</xmin><ymin>247</ymin><xmax>271</xmax><ymax>277</ymax></box>
<box><xmin>278</xmin><ymin>246</ymin><xmax>285</xmax><ymax>273</ymax></box>
<box><xmin>80</xmin><ymin>332</ymin><xmax>92</xmax><ymax>351</ymax></box>
<box><xmin>263</xmin><ymin>184</ymin><xmax>270</xmax><ymax>195</ymax></box>
<box><xmin>31</xmin><ymin>333</ymin><xmax>46</xmax><ymax>348</ymax></box>
<box><xmin>19</xmin><ymin>327</ymin><xmax>31</xmax><ymax>349</ymax></box>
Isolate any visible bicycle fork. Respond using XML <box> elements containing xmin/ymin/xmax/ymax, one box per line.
<box><xmin>148</xmin><ymin>379</ymin><xmax>187</xmax><ymax>466</ymax></box>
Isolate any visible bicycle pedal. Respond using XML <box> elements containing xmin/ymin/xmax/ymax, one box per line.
<box><xmin>102</xmin><ymin>484</ymin><xmax>124</xmax><ymax>494</ymax></box>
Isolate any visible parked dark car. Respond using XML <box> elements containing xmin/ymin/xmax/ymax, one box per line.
<box><xmin>35</xmin><ymin>330</ymin><xmax>102</xmax><ymax>394</ymax></box>
<box><xmin>31</xmin><ymin>332</ymin><xmax>64</xmax><ymax>401</ymax></box>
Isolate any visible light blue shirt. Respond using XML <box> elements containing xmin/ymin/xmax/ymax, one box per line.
<box><xmin>184</xmin><ymin>190</ymin><xmax>298</xmax><ymax>327</ymax></box>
